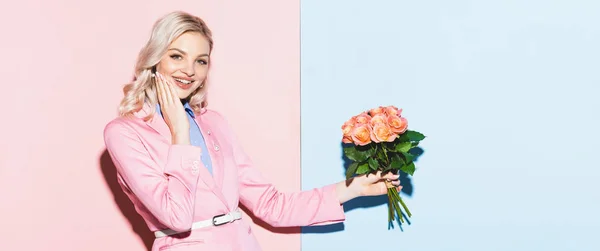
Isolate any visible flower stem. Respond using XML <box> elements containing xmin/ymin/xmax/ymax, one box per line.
<box><xmin>396</xmin><ymin>192</ymin><xmax>412</xmax><ymax>217</ymax></box>
<box><xmin>387</xmin><ymin>191</ymin><xmax>393</xmax><ymax>223</ymax></box>
<box><xmin>390</xmin><ymin>188</ymin><xmax>404</xmax><ymax>223</ymax></box>
<box><xmin>382</xmin><ymin>146</ymin><xmax>389</xmax><ymax>165</ymax></box>
<box><xmin>385</xmin><ymin>180</ymin><xmax>411</xmax><ymax>228</ymax></box>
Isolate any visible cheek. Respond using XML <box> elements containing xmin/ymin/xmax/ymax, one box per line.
<box><xmin>195</xmin><ymin>68</ymin><xmax>209</xmax><ymax>81</ymax></box>
<box><xmin>157</xmin><ymin>59</ymin><xmax>177</xmax><ymax>73</ymax></box>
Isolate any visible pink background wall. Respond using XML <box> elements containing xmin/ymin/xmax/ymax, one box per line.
<box><xmin>0</xmin><ymin>1</ymin><xmax>300</xmax><ymax>250</ymax></box>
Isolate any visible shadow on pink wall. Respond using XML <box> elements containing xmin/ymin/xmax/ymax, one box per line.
<box><xmin>100</xmin><ymin>150</ymin><xmax>154</xmax><ymax>251</ymax></box>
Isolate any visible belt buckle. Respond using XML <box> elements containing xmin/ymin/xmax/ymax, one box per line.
<box><xmin>212</xmin><ymin>213</ymin><xmax>229</xmax><ymax>226</ymax></box>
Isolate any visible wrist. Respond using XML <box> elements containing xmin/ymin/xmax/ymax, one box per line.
<box><xmin>172</xmin><ymin>132</ymin><xmax>190</xmax><ymax>145</ymax></box>
<box><xmin>335</xmin><ymin>181</ymin><xmax>359</xmax><ymax>204</ymax></box>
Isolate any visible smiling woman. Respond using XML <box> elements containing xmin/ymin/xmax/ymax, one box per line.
<box><xmin>118</xmin><ymin>12</ymin><xmax>214</xmax><ymax>122</ymax></box>
<box><xmin>102</xmin><ymin>10</ymin><xmax>402</xmax><ymax>251</ymax></box>
<box><xmin>155</xmin><ymin>33</ymin><xmax>210</xmax><ymax>95</ymax></box>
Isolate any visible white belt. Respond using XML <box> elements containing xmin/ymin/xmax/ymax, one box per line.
<box><xmin>154</xmin><ymin>210</ymin><xmax>242</xmax><ymax>238</ymax></box>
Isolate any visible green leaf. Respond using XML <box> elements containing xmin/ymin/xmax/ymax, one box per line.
<box><xmin>411</xmin><ymin>141</ymin><xmax>419</xmax><ymax>148</ymax></box>
<box><xmin>405</xmin><ymin>130</ymin><xmax>426</xmax><ymax>142</ymax></box>
<box><xmin>376</xmin><ymin>147</ymin><xmax>386</xmax><ymax>160</ymax></box>
<box><xmin>390</xmin><ymin>153</ymin><xmax>405</xmax><ymax>169</ymax></box>
<box><xmin>346</xmin><ymin>162</ymin><xmax>359</xmax><ymax>180</ymax></box>
<box><xmin>395</xmin><ymin>142</ymin><xmax>412</xmax><ymax>153</ymax></box>
<box><xmin>356</xmin><ymin>162</ymin><xmax>370</xmax><ymax>175</ymax></box>
<box><xmin>401</xmin><ymin>162</ymin><xmax>416</xmax><ymax>176</ymax></box>
<box><xmin>397</xmin><ymin>133</ymin><xmax>410</xmax><ymax>143</ymax></box>
<box><xmin>368</xmin><ymin>157</ymin><xmax>379</xmax><ymax>171</ymax></box>
<box><xmin>399</xmin><ymin>152</ymin><xmax>416</xmax><ymax>163</ymax></box>
<box><xmin>343</xmin><ymin>146</ymin><xmax>368</xmax><ymax>162</ymax></box>
<box><xmin>383</xmin><ymin>142</ymin><xmax>396</xmax><ymax>151</ymax></box>
<box><xmin>363</xmin><ymin>145</ymin><xmax>376</xmax><ymax>158</ymax></box>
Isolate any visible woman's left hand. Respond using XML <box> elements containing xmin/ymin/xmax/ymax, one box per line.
<box><xmin>336</xmin><ymin>171</ymin><xmax>401</xmax><ymax>204</ymax></box>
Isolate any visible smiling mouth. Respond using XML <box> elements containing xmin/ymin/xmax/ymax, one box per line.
<box><xmin>173</xmin><ymin>77</ymin><xmax>194</xmax><ymax>85</ymax></box>
<box><xmin>172</xmin><ymin>77</ymin><xmax>195</xmax><ymax>90</ymax></box>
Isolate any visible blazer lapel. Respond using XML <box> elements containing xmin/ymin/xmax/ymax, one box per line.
<box><xmin>195</xmin><ymin>114</ymin><xmax>229</xmax><ymax>208</ymax></box>
<box><xmin>138</xmin><ymin>103</ymin><xmax>171</xmax><ymax>143</ymax></box>
<box><xmin>195</xmin><ymin>117</ymin><xmax>225</xmax><ymax>189</ymax></box>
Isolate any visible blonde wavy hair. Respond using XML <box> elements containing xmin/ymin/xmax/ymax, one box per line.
<box><xmin>118</xmin><ymin>11</ymin><xmax>214</xmax><ymax>120</ymax></box>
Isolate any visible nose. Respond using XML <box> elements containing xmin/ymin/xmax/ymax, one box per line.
<box><xmin>180</xmin><ymin>61</ymin><xmax>195</xmax><ymax>77</ymax></box>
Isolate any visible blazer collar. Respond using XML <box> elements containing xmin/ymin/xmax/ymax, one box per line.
<box><xmin>135</xmin><ymin>102</ymin><xmax>208</xmax><ymax>139</ymax></box>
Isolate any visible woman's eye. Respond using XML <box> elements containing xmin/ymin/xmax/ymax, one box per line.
<box><xmin>170</xmin><ymin>54</ymin><xmax>182</xmax><ymax>60</ymax></box>
<box><xmin>197</xmin><ymin>59</ymin><xmax>208</xmax><ymax>65</ymax></box>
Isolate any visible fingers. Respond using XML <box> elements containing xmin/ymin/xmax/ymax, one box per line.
<box><xmin>364</xmin><ymin>170</ymin><xmax>382</xmax><ymax>182</ymax></box>
<box><xmin>382</xmin><ymin>171</ymin><xmax>400</xmax><ymax>181</ymax></box>
<box><xmin>157</xmin><ymin>73</ymin><xmax>174</xmax><ymax>105</ymax></box>
<box><xmin>380</xmin><ymin>171</ymin><xmax>401</xmax><ymax>188</ymax></box>
<box><xmin>164</xmin><ymin>74</ymin><xmax>177</xmax><ymax>103</ymax></box>
<box><xmin>155</xmin><ymin>73</ymin><xmax>167</xmax><ymax>105</ymax></box>
<box><xmin>365</xmin><ymin>171</ymin><xmax>400</xmax><ymax>183</ymax></box>
<box><xmin>161</xmin><ymin>72</ymin><xmax>182</xmax><ymax>104</ymax></box>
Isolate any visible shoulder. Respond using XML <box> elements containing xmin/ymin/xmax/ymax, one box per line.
<box><xmin>199</xmin><ymin>108</ymin><xmax>240</xmax><ymax>138</ymax></box>
<box><xmin>199</xmin><ymin>108</ymin><xmax>231</xmax><ymax>126</ymax></box>
<box><xmin>103</xmin><ymin>115</ymin><xmax>146</xmax><ymax>141</ymax></box>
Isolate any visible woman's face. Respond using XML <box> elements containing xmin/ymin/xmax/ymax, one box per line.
<box><xmin>155</xmin><ymin>32</ymin><xmax>211</xmax><ymax>100</ymax></box>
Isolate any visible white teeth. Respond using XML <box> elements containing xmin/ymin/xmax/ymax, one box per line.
<box><xmin>174</xmin><ymin>78</ymin><xmax>192</xmax><ymax>85</ymax></box>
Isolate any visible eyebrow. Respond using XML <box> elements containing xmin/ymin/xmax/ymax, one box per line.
<box><xmin>168</xmin><ymin>48</ymin><xmax>209</xmax><ymax>58</ymax></box>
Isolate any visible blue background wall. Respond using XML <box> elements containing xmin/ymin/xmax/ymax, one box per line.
<box><xmin>300</xmin><ymin>1</ymin><xmax>600</xmax><ymax>250</ymax></box>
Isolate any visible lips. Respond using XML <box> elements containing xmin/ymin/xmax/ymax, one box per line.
<box><xmin>172</xmin><ymin>76</ymin><xmax>195</xmax><ymax>90</ymax></box>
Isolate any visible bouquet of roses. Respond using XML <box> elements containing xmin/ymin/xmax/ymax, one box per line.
<box><xmin>341</xmin><ymin>105</ymin><xmax>425</xmax><ymax>228</ymax></box>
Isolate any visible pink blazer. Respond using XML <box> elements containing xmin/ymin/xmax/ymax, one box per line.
<box><xmin>103</xmin><ymin>104</ymin><xmax>346</xmax><ymax>251</ymax></box>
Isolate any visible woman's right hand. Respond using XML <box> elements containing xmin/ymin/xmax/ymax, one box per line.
<box><xmin>155</xmin><ymin>72</ymin><xmax>190</xmax><ymax>145</ymax></box>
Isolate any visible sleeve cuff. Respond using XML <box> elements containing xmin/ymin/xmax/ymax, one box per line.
<box><xmin>164</xmin><ymin>144</ymin><xmax>203</xmax><ymax>185</ymax></box>
<box><xmin>308</xmin><ymin>183</ymin><xmax>347</xmax><ymax>226</ymax></box>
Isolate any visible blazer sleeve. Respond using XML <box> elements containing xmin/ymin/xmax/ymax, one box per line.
<box><xmin>103</xmin><ymin>120</ymin><xmax>203</xmax><ymax>232</ymax></box>
<box><xmin>216</xmin><ymin>114</ymin><xmax>346</xmax><ymax>227</ymax></box>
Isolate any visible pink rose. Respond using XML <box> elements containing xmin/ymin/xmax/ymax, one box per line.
<box><xmin>369</xmin><ymin>106</ymin><xmax>385</xmax><ymax>116</ymax></box>
<box><xmin>370</xmin><ymin>123</ymin><xmax>397</xmax><ymax>143</ymax></box>
<box><xmin>341</xmin><ymin>120</ymin><xmax>355</xmax><ymax>144</ymax></box>
<box><xmin>384</xmin><ymin>105</ymin><xmax>402</xmax><ymax>117</ymax></box>
<box><xmin>351</xmin><ymin>124</ymin><xmax>372</xmax><ymax>146</ymax></box>
<box><xmin>370</xmin><ymin>114</ymin><xmax>387</xmax><ymax>127</ymax></box>
<box><xmin>388</xmin><ymin>115</ymin><xmax>408</xmax><ymax>134</ymax></box>
<box><xmin>354</xmin><ymin>112</ymin><xmax>372</xmax><ymax>125</ymax></box>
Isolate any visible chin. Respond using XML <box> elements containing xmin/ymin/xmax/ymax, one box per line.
<box><xmin>175</xmin><ymin>85</ymin><xmax>201</xmax><ymax>100</ymax></box>
<box><xmin>173</xmin><ymin>90</ymin><xmax>190</xmax><ymax>99</ymax></box>
<box><xmin>178</xmin><ymin>95</ymin><xmax>191</xmax><ymax>100</ymax></box>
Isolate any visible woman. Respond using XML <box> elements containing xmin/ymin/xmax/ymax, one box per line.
<box><xmin>103</xmin><ymin>10</ymin><xmax>401</xmax><ymax>251</ymax></box>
